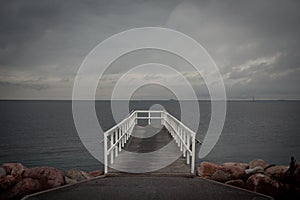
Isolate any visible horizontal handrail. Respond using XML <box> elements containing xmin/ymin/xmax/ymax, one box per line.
<box><xmin>104</xmin><ymin>112</ymin><xmax>136</xmax><ymax>136</ymax></box>
<box><xmin>163</xmin><ymin>112</ymin><xmax>196</xmax><ymax>137</ymax></box>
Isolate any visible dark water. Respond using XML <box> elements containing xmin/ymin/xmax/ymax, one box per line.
<box><xmin>0</xmin><ymin>100</ymin><xmax>299</xmax><ymax>171</ymax></box>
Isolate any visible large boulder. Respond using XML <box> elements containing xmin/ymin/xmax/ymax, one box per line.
<box><xmin>8</xmin><ymin>178</ymin><xmax>42</xmax><ymax>199</ymax></box>
<box><xmin>225</xmin><ymin>179</ymin><xmax>245</xmax><ymax>189</ymax></box>
<box><xmin>246</xmin><ymin>174</ymin><xmax>280</xmax><ymax>197</ymax></box>
<box><xmin>211</xmin><ymin>166</ymin><xmax>246</xmax><ymax>183</ymax></box>
<box><xmin>197</xmin><ymin>162</ymin><xmax>221</xmax><ymax>178</ymax></box>
<box><xmin>65</xmin><ymin>169</ymin><xmax>86</xmax><ymax>181</ymax></box>
<box><xmin>2</xmin><ymin>163</ymin><xmax>27</xmax><ymax>179</ymax></box>
<box><xmin>249</xmin><ymin>159</ymin><xmax>269</xmax><ymax>169</ymax></box>
<box><xmin>23</xmin><ymin>167</ymin><xmax>65</xmax><ymax>188</ymax></box>
<box><xmin>0</xmin><ymin>175</ymin><xmax>17</xmax><ymax>190</ymax></box>
<box><xmin>223</xmin><ymin>162</ymin><xmax>249</xmax><ymax>170</ymax></box>
<box><xmin>266</xmin><ymin>165</ymin><xmax>289</xmax><ymax>181</ymax></box>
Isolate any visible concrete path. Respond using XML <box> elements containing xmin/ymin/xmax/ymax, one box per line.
<box><xmin>24</xmin><ymin>176</ymin><xmax>273</xmax><ymax>200</ymax></box>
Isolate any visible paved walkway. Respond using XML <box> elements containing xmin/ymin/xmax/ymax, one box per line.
<box><xmin>24</xmin><ymin>176</ymin><xmax>273</xmax><ymax>200</ymax></box>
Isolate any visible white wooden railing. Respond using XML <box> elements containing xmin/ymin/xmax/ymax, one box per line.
<box><xmin>103</xmin><ymin>110</ymin><xmax>197</xmax><ymax>174</ymax></box>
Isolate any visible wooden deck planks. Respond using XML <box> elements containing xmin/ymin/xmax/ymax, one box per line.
<box><xmin>108</xmin><ymin>125</ymin><xmax>191</xmax><ymax>174</ymax></box>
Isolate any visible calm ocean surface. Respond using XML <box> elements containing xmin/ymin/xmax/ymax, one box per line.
<box><xmin>0</xmin><ymin>100</ymin><xmax>299</xmax><ymax>171</ymax></box>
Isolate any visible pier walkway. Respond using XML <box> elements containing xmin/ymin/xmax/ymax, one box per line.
<box><xmin>103</xmin><ymin>110</ymin><xmax>197</xmax><ymax>174</ymax></box>
<box><xmin>108</xmin><ymin>125</ymin><xmax>191</xmax><ymax>174</ymax></box>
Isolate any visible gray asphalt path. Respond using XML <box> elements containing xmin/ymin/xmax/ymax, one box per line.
<box><xmin>24</xmin><ymin>176</ymin><xmax>273</xmax><ymax>200</ymax></box>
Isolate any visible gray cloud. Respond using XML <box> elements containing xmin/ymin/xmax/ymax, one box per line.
<box><xmin>0</xmin><ymin>0</ymin><xmax>299</xmax><ymax>99</ymax></box>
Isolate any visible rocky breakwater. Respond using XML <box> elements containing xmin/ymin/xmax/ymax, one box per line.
<box><xmin>0</xmin><ymin>163</ymin><xmax>103</xmax><ymax>200</ymax></box>
<box><xmin>197</xmin><ymin>159</ymin><xmax>300</xmax><ymax>199</ymax></box>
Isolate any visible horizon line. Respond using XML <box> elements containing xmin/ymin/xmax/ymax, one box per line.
<box><xmin>0</xmin><ymin>98</ymin><xmax>299</xmax><ymax>101</ymax></box>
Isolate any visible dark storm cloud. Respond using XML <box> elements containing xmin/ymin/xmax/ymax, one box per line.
<box><xmin>0</xmin><ymin>0</ymin><xmax>299</xmax><ymax>99</ymax></box>
<box><xmin>167</xmin><ymin>0</ymin><xmax>300</xmax><ymax>99</ymax></box>
<box><xmin>0</xmin><ymin>0</ymin><xmax>178</xmax><ymax>68</ymax></box>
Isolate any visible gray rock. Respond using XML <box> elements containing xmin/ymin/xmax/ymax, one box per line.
<box><xmin>64</xmin><ymin>176</ymin><xmax>77</xmax><ymax>184</ymax></box>
<box><xmin>245</xmin><ymin>166</ymin><xmax>264</xmax><ymax>175</ymax></box>
<box><xmin>249</xmin><ymin>159</ymin><xmax>268</xmax><ymax>169</ymax></box>
<box><xmin>0</xmin><ymin>167</ymin><xmax>6</xmax><ymax>177</ymax></box>
<box><xmin>65</xmin><ymin>169</ymin><xmax>86</xmax><ymax>181</ymax></box>
<box><xmin>80</xmin><ymin>171</ymin><xmax>94</xmax><ymax>180</ymax></box>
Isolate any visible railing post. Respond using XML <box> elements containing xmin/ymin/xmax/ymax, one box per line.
<box><xmin>115</xmin><ymin>130</ymin><xmax>118</xmax><ymax>157</ymax></box>
<box><xmin>187</xmin><ymin>135</ymin><xmax>190</xmax><ymax>164</ymax></box>
<box><xmin>148</xmin><ymin>111</ymin><xmax>150</xmax><ymax>125</ymax></box>
<box><xmin>183</xmin><ymin>131</ymin><xmax>186</xmax><ymax>157</ymax></box>
<box><xmin>191</xmin><ymin>135</ymin><xmax>195</xmax><ymax>174</ymax></box>
<box><xmin>135</xmin><ymin>112</ymin><xmax>138</xmax><ymax>125</ymax></box>
<box><xmin>104</xmin><ymin>133</ymin><xmax>108</xmax><ymax>174</ymax></box>
<box><xmin>119</xmin><ymin>126</ymin><xmax>122</xmax><ymax>152</ymax></box>
<box><xmin>122</xmin><ymin>123</ymin><xmax>125</xmax><ymax>147</ymax></box>
<box><xmin>180</xmin><ymin>127</ymin><xmax>183</xmax><ymax>151</ymax></box>
<box><xmin>110</xmin><ymin>134</ymin><xmax>114</xmax><ymax>164</ymax></box>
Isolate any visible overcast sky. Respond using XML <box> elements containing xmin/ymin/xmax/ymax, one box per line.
<box><xmin>0</xmin><ymin>0</ymin><xmax>299</xmax><ymax>100</ymax></box>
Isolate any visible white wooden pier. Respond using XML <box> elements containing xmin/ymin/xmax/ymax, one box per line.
<box><xmin>103</xmin><ymin>110</ymin><xmax>198</xmax><ymax>174</ymax></box>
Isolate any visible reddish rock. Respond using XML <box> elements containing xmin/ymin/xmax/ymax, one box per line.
<box><xmin>197</xmin><ymin>162</ymin><xmax>221</xmax><ymax>177</ymax></box>
<box><xmin>2</xmin><ymin>163</ymin><xmax>14</xmax><ymax>174</ymax></box>
<box><xmin>23</xmin><ymin>167</ymin><xmax>65</xmax><ymax>188</ymax></box>
<box><xmin>249</xmin><ymin>159</ymin><xmax>269</xmax><ymax>169</ymax></box>
<box><xmin>0</xmin><ymin>175</ymin><xmax>17</xmax><ymax>190</ymax></box>
<box><xmin>223</xmin><ymin>162</ymin><xmax>249</xmax><ymax>170</ymax></box>
<box><xmin>266</xmin><ymin>165</ymin><xmax>289</xmax><ymax>181</ymax></box>
<box><xmin>225</xmin><ymin>179</ymin><xmax>245</xmax><ymax>189</ymax></box>
<box><xmin>12</xmin><ymin>165</ymin><xmax>27</xmax><ymax>180</ymax></box>
<box><xmin>88</xmin><ymin>170</ymin><xmax>103</xmax><ymax>177</ymax></box>
<box><xmin>211</xmin><ymin>166</ymin><xmax>246</xmax><ymax>183</ymax></box>
<box><xmin>246</xmin><ymin>174</ymin><xmax>280</xmax><ymax>197</ymax></box>
<box><xmin>2</xmin><ymin>163</ymin><xmax>27</xmax><ymax>178</ymax></box>
<box><xmin>8</xmin><ymin>178</ymin><xmax>42</xmax><ymax>199</ymax></box>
